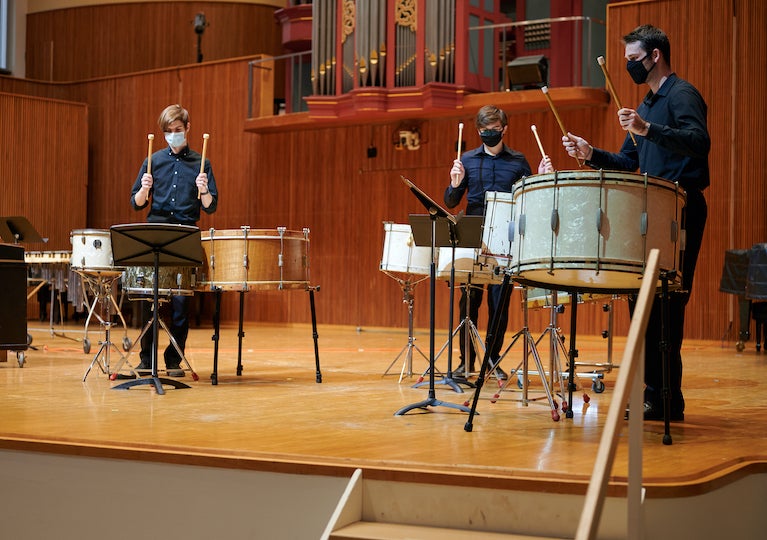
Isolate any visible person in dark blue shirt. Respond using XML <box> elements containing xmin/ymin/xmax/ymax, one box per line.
<box><xmin>445</xmin><ymin>104</ymin><xmax>552</xmax><ymax>380</ymax></box>
<box><xmin>562</xmin><ymin>25</ymin><xmax>710</xmax><ymax>421</ymax></box>
<box><xmin>130</xmin><ymin>104</ymin><xmax>218</xmax><ymax>376</ymax></box>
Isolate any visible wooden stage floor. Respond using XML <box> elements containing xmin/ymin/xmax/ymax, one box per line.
<box><xmin>2</xmin><ymin>320</ymin><xmax>766</xmax><ymax>498</ymax></box>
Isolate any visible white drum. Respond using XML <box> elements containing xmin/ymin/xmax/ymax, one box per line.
<box><xmin>379</xmin><ymin>222</ymin><xmax>432</xmax><ymax>276</ymax></box>
<box><xmin>437</xmin><ymin>247</ymin><xmax>501</xmax><ymax>284</ymax></box>
<box><xmin>479</xmin><ymin>191</ymin><xmax>515</xmax><ymax>270</ymax></box>
<box><xmin>509</xmin><ymin>170</ymin><xmax>685</xmax><ymax>291</ymax></box>
<box><xmin>70</xmin><ymin>229</ymin><xmax>115</xmax><ymax>271</ymax></box>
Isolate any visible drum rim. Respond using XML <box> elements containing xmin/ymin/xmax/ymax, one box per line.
<box><xmin>511</xmin><ymin>170</ymin><xmax>684</xmax><ymax>196</ymax></box>
<box><xmin>201</xmin><ymin>229</ymin><xmax>309</xmax><ymax>239</ymax></box>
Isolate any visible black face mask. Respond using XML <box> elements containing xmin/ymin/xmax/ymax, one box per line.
<box><xmin>626</xmin><ymin>54</ymin><xmax>656</xmax><ymax>84</ymax></box>
<box><xmin>479</xmin><ymin>129</ymin><xmax>504</xmax><ymax>147</ymax></box>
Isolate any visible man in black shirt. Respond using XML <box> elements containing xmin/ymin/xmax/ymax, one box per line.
<box><xmin>562</xmin><ymin>25</ymin><xmax>710</xmax><ymax>421</ymax></box>
<box><xmin>130</xmin><ymin>104</ymin><xmax>218</xmax><ymax>376</ymax></box>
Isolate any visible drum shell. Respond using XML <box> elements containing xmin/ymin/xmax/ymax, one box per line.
<box><xmin>123</xmin><ymin>266</ymin><xmax>196</xmax><ymax>297</ymax></box>
<box><xmin>480</xmin><ymin>191</ymin><xmax>515</xmax><ymax>269</ymax></box>
<box><xmin>198</xmin><ymin>228</ymin><xmax>310</xmax><ymax>291</ymax></box>
<box><xmin>70</xmin><ymin>229</ymin><xmax>114</xmax><ymax>270</ymax></box>
<box><xmin>437</xmin><ymin>247</ymin><xmax>501</xmax><ymax>284</ymax></box>
<box><xmin>509</xmin><ymin>171</ymin><xmax>685</xmax><ymax>291</ymax></box>
<box><xmin>379</xmin><ymin>222</ymin><xmax>432</xmax><ymax>276</ymax></box>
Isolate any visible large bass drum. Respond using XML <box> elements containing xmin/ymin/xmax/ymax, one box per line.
<box><xmin>508</xmin><ymin>170</ymin><xmax>685</xmax><ymax>291</ymax></box>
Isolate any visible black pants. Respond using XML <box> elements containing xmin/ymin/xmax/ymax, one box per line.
<box><xmin>637</xmin><ymin>188</ymin><xmax>707</xmax><ymax>408</ymax></box>
<box><xmin>458</xmin><ymin>282</ymin><xmax>511</xmax><ymax>369</ymax></box>
<box><xmin>139</xmin><ymin>295</ymin><xmax>190</xmax><ymax>368</ymax></box>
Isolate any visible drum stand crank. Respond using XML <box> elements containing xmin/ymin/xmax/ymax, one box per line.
<box><xmin>382</xmin><ymin>277</ymin><xmax>429</xmax><ymax>382</ymax></box>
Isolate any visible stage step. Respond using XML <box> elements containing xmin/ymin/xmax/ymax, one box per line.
<box><xmin>329</xmin><ymin>521</ymin><xmax>564</xmax><ymax>539</ymax></box>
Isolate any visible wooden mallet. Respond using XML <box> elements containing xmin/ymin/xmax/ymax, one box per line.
<box><xmin>530</xmin><ymin>125</ymin><xmax>547</xmax><ymax>161</ymax></box>
<box><xmin>541</xmin><ymin>86</ymin><xmax>582</xmax><ymax>167</ymax></box>
<box><xmin>146</xmin><ymin>134</ymin><xmax>154</xmax><ymax>175</ymax></box>
<box><xmin>198</xmin><ymin>133</ymin><xmax>210</xmax><ymax>199</ymax></box>
<box><xmin>597</xmin><ymin>56</ymin><xmax>637</xmax><ymax>146</ymax></box>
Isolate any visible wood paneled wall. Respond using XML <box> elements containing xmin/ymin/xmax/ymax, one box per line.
<box><xmin>2</xmin><ymin>0</ymin><xmax>765</xmax><ymax>342</ymax></box>
<box><xmin>0</xmin><ymin>92</ymin><xmax>88</xmax><ymax>250</ymax></box>
<box><xmin>25</xmin><ymin>2</ymin><xmax>283</xmax><ymax>82</ymax></box>
<box><xmin>601</xmin><ymin>0</ymin><xmax>767</xmax><ymax>341</ymax></box>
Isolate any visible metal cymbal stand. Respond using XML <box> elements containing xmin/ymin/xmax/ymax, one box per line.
<box><xmin>382</xmin><ymin>273</ymin><xmax>430</xmax><ymax>382</ymax></box>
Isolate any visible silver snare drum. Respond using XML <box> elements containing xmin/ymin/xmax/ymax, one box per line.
<box><xmin>123</xmin><ymin>266</ymin><xmax>196</xmax><ymax>297</ymax></box>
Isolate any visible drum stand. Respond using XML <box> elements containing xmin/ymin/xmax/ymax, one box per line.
<box><xmin>382</xmin><ymin>275</ymin><xmax>429</xmax><ymax>382</ymax></box>
<box><xmin>429</xmin><ymin>280</ymin><xmax>485</xmax><ymax>389</ymax></box>
<box><xmin>208</xmin><ymin>285</ymin><xmax>323</xmax><ymax>385</ymax></box>
<box><xmin>111</xmin><ymin>296</ymin><xmax>198</xmax><ymax>382</ymax></box>
<box><xmin>82</xmin><ymin>284</ymin><xmax>126</xmax><ymax>382</ymax></box>
<box><xmin>77</xmin><ymin>270</ymin><xmax>130</xmax><ymax>355</ymax></box>
<box><xmin>488</xmin><ymin>288</ymin><xmax>563</xmax><ymax>421</ymax></box>
<box><xmin>415</xmin><ymin>244</ymin><xmax>480</xmax><ymax>393</ymax></box>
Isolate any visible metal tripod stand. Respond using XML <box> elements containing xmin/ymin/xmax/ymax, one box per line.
<box><xmin>382</xmin><ymin>275</ymin><xmax>429</xmax><ymax>382</ymax></box>
<box><xmin>488</xmin><ymin>287</ymin><xmax>563</xmax><ymax>421</ymax></box>
<box><xmin>82</xmin><ymin>272</ymin><xmax>126</xmax><ymax>381</ymax></box>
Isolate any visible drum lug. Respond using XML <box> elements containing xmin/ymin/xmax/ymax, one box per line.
<box><xmin>551</xmin><ymin>209</ymin><xmax>559</xmax><ymax>233</ymax></box>
<box><xmin>640</xmin><ymin>212</ymin><xmax>648</xmax><ymax>236</ymax></box>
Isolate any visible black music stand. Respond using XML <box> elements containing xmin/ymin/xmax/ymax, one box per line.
<box><xmin>109</xmin><ymin>223</ymin><xmax>202</xmax><ymax>395</ymax></box>
<box><xmin>0</xmin><ymin>216</ymin><xmax>47</xmax><ymax>244</ymax></box>
<box><xmin>395</xmin><ymin>177</ymin><xmax>471</xmax><ymax>415</ymax></box>
<box><xmin>410</xmin><ymin>213</ymin><xmax>484</xmax><ymax>392</ymax></box>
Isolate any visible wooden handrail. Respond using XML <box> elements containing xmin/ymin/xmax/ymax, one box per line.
<box><xmin>575</xmin><ymin>249</ymin><xmax>661</xmax><ymax>540</ymax></box>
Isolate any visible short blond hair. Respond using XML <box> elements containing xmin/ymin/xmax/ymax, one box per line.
<box><xmin>157</xmin><ymin>104</ymin><xmax>189</xmax><ymax>131</ymax></box>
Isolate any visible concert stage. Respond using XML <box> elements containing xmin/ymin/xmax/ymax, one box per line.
<box><xmin>1</xmin><ymin>322</ymin><xmax>765</xmax><ymax>539</ymax></box>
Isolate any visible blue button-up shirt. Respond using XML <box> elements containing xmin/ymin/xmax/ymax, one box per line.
<box><xmin>131</xmin><ymin>145</ymin><xmax>218</xmax><ymax>225</ymax></box>
<box><xmin>444</xmin><ymin>144</ymin><xmax>532</xmax><ymax>216</ymax></box>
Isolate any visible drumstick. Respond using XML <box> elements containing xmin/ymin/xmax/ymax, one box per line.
<box><xmin>451</xmin><ymin>122</ymin><xmax>464</xmax><ymax>183</ymax></box>
<box><xmin>597</xmin><ymin>56</ymin><xmax>637</xmax><ymax>146</ymax></box>
<box><xmin>198</xmin><ymin>133</ymin><xmax>209</xmax><ymax>199</ymax></box>
<box><xmin>541</xmin><ymin>86</ymin><xmax>582</xmax><ymax>167</ymax></box>
<box><xmin>530</xmin><ymin>125</ymin><xmax>546</xmax><ymax>161</ymax></box>
<box><xmin>146</xmin><ymin>134</ymin><xmax>154</xmax><ymax>175</ymax></box>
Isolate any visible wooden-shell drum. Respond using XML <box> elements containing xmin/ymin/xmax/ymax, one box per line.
<box><xmin>70</xmin><ymin>229</ymin><xmax>116</xmax><ymax>271</ymax></box>
<box><xmin>507</xmin><ymin>170</ymin><xmax>686</xmax><ymax>291</ymax></box>
<box><xmin>379</xmin><ymin>222</ymin><xmax>432</xmax><ymax>277</ymax></box>
<box><xmin>198</xmin><ymin>227</ymin><xmax>310</xmax><ymax>291</ymax></box>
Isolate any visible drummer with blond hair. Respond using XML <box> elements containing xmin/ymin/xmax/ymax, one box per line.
<box><xmin>130</xmin><ymin>104</ymin><xmax>219</xmax><ymax>377</ymax></box>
